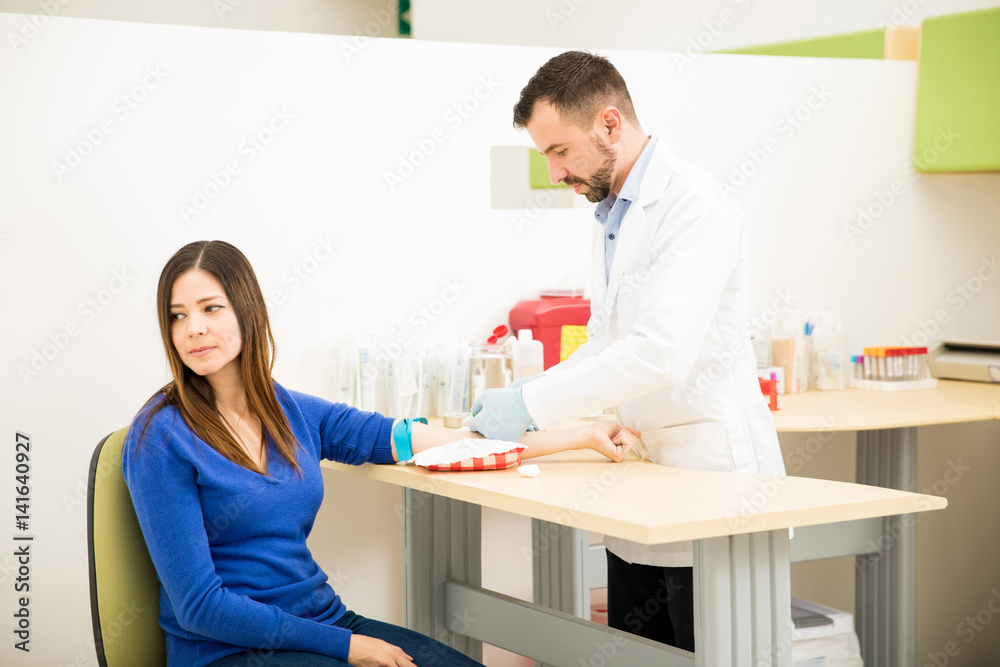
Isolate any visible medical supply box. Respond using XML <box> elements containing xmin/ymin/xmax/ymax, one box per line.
<box><xmin>509</xmin><ymin>290</ymin><xmax>590</xmax><ymax>370</ymax></box>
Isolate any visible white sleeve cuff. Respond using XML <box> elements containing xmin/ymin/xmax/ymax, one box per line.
<box><xmin>521</xmin><ymin>380</ymin><xmax>556</xmax><ymax>431</ymax></box>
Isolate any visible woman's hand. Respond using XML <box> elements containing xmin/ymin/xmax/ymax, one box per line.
<box><xmin>347</xmin><ymin>634</ymin><xmax>415</xmax><ymax>667</ymax></box>
<box><xmin>586</xmin><ymin>421</ymin><xmax>641</xmax><ymax>462</ymax></box>
<box><xmin>516</xmin><ymin>420</ymin><xmax>640</xmax><ymax>462</ymax></box>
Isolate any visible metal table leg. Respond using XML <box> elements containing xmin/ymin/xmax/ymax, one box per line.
<box><xmin>532</xmin><ymin>524</ymin><xmax>793</xmax><ymax>665</ymax></box>
<box><xmin>405</xmin><ymin>494</ymin><xmax>792</xmax><ymax>665</ymax></box>
<box><xmin>531</xmin><ymin>519</ymin><xmax>589</xmax><ymax>620</ymax></box>
<box><xmin>445</xmin><ymin>580</ymin><xmax>693</xmax><ymax>666</ymax></box>
<box><xmin>402</xmin><ymin>488</ymin><xmax>483</xmax><ymax>661</ymax></box>
<box><xmin>855</xmin><ymin>427</ymin><xmax>917</xmax><ymax>667</ymax></box>
<box><xmin>693</xmin><ymin>529</ymin><xmax>792</xmax><ymax>667</ymax></box>
<box><xmin>532</xmin><ymin>520</ymin><xmax>589</xmax><ymax>667</ymax></box>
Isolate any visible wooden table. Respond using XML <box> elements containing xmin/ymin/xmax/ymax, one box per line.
<box><xmin>322</xmin><ymin>448</ymin><xmax>945</xmax><ymax>666</ymax></box>
<box><xmin>771</xmin><ymin>379</ymin><xmax>1000</xmax><ymax>432</ymax></box>
<box><xmin>769</xmin><ymin>380</ymin><xmax>1000</xmax><ymax>666</ymax></box>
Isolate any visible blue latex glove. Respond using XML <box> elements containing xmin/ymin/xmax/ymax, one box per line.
<box><xmin>507</xmin><ymin>374</ymin><xmax>541</xmax><ymax>390</ymax></box>
<box><xmin>506</xmin><ymin>375</ymin><xmax>541</xmax><ymax>430</ymax></box>
<box><xmin>468</xmin><ymin>385</ymin><xmax>534</xmax><ymax>442</ymax></box>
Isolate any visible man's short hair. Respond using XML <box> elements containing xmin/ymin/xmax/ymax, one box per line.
<box><xmin>512</xmin><ymin>51</ymin><xmax>640</xmax><ymax>130</ymax></box>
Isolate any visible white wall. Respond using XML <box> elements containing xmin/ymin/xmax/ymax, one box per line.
<box><xmin>0</xmin><ymin>0</ymin><xmax>399</xmax><ymax>37</ymax></box>
<box><xmin>2</xmin><ymin>12</ymin><xmax>1000</xmax><ymax>666</ymax></box>
<box><xmin>413</xmin><ymin>0</ymin><xmax>1000</xmax><ymax>52</ymax></box>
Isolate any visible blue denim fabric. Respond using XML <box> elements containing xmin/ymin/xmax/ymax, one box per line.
<box><xmin>208</xmin><ymin>611</ymin><xmax>484</xmax><ymax>666</ymax></box>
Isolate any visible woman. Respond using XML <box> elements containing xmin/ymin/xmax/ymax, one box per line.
<box><xmin>124</xmin><ymin>240</ymin><xmax>639</xmax><ymax>667</ymax></box>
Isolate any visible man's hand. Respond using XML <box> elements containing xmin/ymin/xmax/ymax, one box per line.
<box><xmin>468</xmin><ymin>386</ymin><xmax>534</xmax><ymax>442</ymax></box>
<box><xmin>347</xmin><ymin>634</ymin><xmax>415</xmax><ymax>667</ymax></box>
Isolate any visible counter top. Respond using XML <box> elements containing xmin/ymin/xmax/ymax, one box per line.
<box><xmin>771</xmin><ymin>379</ymin><xmax>1000</xmax><ymax>432</ymax></box>
<box><xmin>321</xmin><ymin>450</ymin><xmax>946</xmax><ymax>545</ymax></box>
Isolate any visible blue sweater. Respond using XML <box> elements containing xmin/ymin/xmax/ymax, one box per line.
<box><xmin>122</xmin><ymin>384</ymin><xmax>396</xmax><ymax>667</ymax></box>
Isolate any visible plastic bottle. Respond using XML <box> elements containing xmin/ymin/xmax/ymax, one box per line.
<box><xmin>511</xmin><ymin>329</ymin><xmax>545</xmax><ymax>381</ymax></box>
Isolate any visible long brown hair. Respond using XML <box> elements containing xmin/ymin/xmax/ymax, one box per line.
<box><xmin>136</xmin><ymin>240</ymin><xmax>301</xmax><ymax>475</ymax></box>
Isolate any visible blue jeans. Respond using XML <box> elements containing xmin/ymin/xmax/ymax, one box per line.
<box><xmin>208</xmin><ymin>611</ymin><xmax>484</xmax><ymax>666</ymax></box>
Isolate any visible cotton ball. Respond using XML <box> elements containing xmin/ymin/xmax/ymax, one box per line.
<box><xmin>518</xmin><ymin>464</ymin><xmax>541</xmax><ymax>478</ymax></box>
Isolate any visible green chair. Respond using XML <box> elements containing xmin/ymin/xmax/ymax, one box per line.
<box><xmin>87</xmin><ymin>427</ymin><xmax>166</xmax><ymax>667</ymax></box>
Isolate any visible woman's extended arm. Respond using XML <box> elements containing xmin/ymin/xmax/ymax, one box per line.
<box><xmin>286</xmin><ymin>387</ymin><xmax>639</xmax><ymax>466</ymax></box>
<box><xmin>397</xmin><ymin>420</ymin><xmax>640</xmax><ymax>463</ymax></box>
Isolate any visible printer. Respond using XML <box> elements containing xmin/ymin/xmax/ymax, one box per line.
<box><xmin>929</xmin><ymin>340</ymin><xmax>1000</xmax><ymax>383</ymax></box>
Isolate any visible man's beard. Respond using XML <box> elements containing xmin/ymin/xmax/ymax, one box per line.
<box><xmin>565</xmin><ymin>136</ymin><xmax>617</xmax><ymax>203</ymax></box>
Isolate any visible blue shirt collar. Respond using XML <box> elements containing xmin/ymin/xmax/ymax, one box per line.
<box><xmin>618</xmin><ymin>135</ymin><xmax>657</xmax><ymax>203</ymax></box>
<box><xmin>595</xmin><ymin>135</ymin><xmax>658</xmax><ymax>224</ymax></box>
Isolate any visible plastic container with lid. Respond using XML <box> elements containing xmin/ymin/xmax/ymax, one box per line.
<box><xmin>467</xmin><ymin>344</ymin><xmax>512</xmax><ymax>407</ymax></box>
<box><xmin>508</xmin><ymin>289</ymin><xmax>590</xmax><ymax>370</ymax></box>
<box><xmin>510</xmin><ymin>329</ymin><xmax>545</xmax><ymax>380</ymax></box>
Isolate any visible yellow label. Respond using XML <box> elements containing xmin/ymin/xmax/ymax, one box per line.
<box><xmin>560</xmin><ymin>325</ymin><xmax>588</xmax><ymax>362</ymax></box>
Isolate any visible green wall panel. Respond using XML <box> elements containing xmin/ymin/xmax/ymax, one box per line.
<box><xmin>914</xmin><ymin>8</ymin><xmax>1000</xmax><ymax>172</ymax></box>
<box><xmin>717</xmin><ymin>28</ymin><xmax>885</xmax><ymax>59</ymax></box>
<box><xmin>398</xmin><ymin>0</ymin><xmax>411</xmax><ymax>36</ymax></box>
<box><xmin>529</xmin><ymin>148</ymin><xmax>568</xmax><ymax>189</ymax></box>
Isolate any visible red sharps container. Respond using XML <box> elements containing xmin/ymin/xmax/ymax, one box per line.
<box><xmin>508</xmin><ymin>290</ymin><xmax>590</xmax><ymax>370</ymax></box>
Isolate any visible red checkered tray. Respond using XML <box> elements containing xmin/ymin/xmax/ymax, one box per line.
<box><xmin>409</xmin><ymin>439</ymin><xmax>527</xmax><ymax>472</ymax></box>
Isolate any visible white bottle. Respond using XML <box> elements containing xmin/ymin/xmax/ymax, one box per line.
<box><xmin>511</xmin><ymin>329</ymin><xmax>545</xmax><ymax>381</ymax></box>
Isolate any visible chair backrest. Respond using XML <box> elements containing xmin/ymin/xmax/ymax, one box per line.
<box><xmin>87</xmin><ymin>427</ymin><xmax>166</xmax><ymax>667</ymax></box>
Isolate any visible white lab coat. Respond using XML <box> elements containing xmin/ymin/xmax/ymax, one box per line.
<box><xmin>521</xmin><ymin>139</ymin><xmax>785</xmax><ymax>567</ymax></box>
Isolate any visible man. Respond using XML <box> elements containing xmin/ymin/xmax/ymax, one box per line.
<box><xmin>468</xmin><ymin>51</ymin><xmax>785</xmax><ymax>651</ymax></box>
